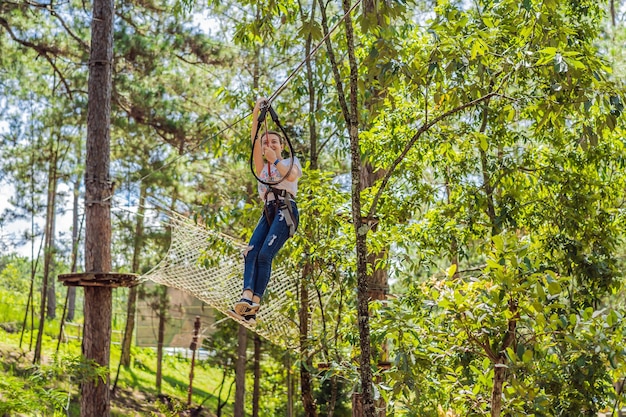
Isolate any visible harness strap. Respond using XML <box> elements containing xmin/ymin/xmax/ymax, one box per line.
<box><xmin>250</xmin><ymin>103</ymin><xmax>296</xmax><ymax>186</ymax></box>
<box><xmin>264</xmin><ymin>187</ymin><xmax>297</xmax><ymax>237</ymax></box>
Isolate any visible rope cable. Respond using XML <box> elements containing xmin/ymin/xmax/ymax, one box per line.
<box><xmin>136</xmin><ymin>112</ymin><xmax>251</xmax><ymax>184</ymax></box>
<box><xmin>135</xmin><ymin>0</ymin><xmax>362</xmax><ymax>185</ymax></box>
<box><xmin>267</xmin><ymin>0</ymin><xmax>363</xmax><ymax>104</ymax></box>
<box><xmin>250</xmin><ymin>103</ymin><xmax>296</xmax><ymax>186</ymax></box>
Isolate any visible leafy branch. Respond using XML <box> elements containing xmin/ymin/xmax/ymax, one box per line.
<box><xmin>366</xmin><ymin>77</ymin><xmax>513</xmax><ymax>221</ymax></box>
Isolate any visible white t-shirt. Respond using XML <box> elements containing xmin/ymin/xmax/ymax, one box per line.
<box><xmin>257</xmin><ymin>156</ymin><xmax>302</xmax><ymax>201</ymax></box>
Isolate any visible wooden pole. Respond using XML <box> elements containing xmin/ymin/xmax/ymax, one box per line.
<box><xmin>188</xmin><ymin>316</ymin><xmax>201</xmax><ymax>406</ymax></box>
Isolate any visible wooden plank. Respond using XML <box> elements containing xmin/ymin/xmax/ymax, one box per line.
<box><xmin>58</xmin><ymin>272</ymin><xmax>138</xmax><ymax>288</ymax></box>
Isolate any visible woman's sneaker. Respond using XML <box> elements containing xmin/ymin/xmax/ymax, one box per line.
<box><xmin>234</xmin><ymin>298</ymin><xmax>260</xmax><ymax>315</ymax></box>
<box><xmin>242</xmin><ymin>314</ymin><xmax>257</xmax><ymax>326</ymax></box>
<box><xmin>227</xmin><ymin>309</ymin><xmax>257</xmax><ymax>326</ymax></box>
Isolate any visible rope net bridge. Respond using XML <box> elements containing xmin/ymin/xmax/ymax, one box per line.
<box><xmin>140</xmin><ymin>212</ymin><xmax>307</xmax><ymax>349</ymax></box>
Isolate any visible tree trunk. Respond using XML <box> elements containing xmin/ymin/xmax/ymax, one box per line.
<box><xmin>21</xmin><ymin>163</ymin><xmax>38</xmax><ymax>351</ymax></box>
<box><xmin>491</xmin><ymin>355</ymin><xmax>506</xmax><ymax>417</ymax></box>
<box><xmin>286</xmin><ymin>353</ymin><xmax>294</xmax><ymax>417</ymax></box>
<box><xmin>80</xmin><ymin>0</ymin><xmax>115</xmax><ymax>412</ymax></box>
<box><xmin>300</xmin><ymin>264</ymin><xmax>318</xmax><ymax>417</ymax></box>
<box><xmin>360</xmin><ymin>1</ymin><xmax>390</xmax><ymax>410</ymax></box>
<box><xmin>67</xmin><ymin>175</ymin><xmax>81</xmax><ymax>322</ymax></box>
<box><xmin>34</xmin><ymin>148</ymin><xmax>59</xmax><ymax>363</ymax></box>
<box><xmin>317</xmin><ymin>0</ymin><xmax>375</xmax><ymax>412</ymax></box>
<box><xmin>234</xmin><ymin>325</ymin><xmax>247</xmax><ymax>417</ymax></box>
<box><xmin>341</xmin><ymin>0</ymin><xmax>375</xmax><ymax>413</ymax></box>
<box><xmin>252</xmin><ymin>334</ymin><xmax>261</xmax><ymax>417</ymax></box>
<box><xmin>216</xmin><ymin>369</ymin><xmax>231</xmax><ymax>417</ymax></box>
<box><xmin>328</xmin><ymin>376</ymin><xmax>338</xmax><ymax>417</ymax></box>
<box><xmin>82</xmin><ymin>288</ymin><xmax>112</xmax><ymax>416</ymax></box>
<box><xmin>45</xmin><ymin>152</ymin><xmax>58</xmax><ymax>319</ymax></box>
<box><xmin>120</xmin><ymin>182</ymin><xmax>146</xmax><ymax>367</ymax></box>
<box><xmin>156</xmin><ymin>286</ymin><xmax>168</xmax><ymax>393</ymax></box>
<box><xmin>361</xmin><ymin>164</ymin><xmax>388</xmax><ymax>303</ymax></box>
<box><xmin>299</xmin><ymin>5</ymin><xmax>320</xmax><ymax>413</ymax></box>
<box><xmin>491</xmin><ymin>298</ymin><xmax>517</xmax><ymax>417</ymax></box>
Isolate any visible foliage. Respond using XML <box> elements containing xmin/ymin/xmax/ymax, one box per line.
<box><xmin>0</xmin><ymin>351</ymin><xmax>109</xmax><ymax>417</ymax></box>
<box><xmin>0</xmin><ymin>373</ymin><xmax>69</xmax><ymax>416</ymax></box>
<box><xmin>0</xmin><ymin>253</ymin><xmax>31</xmax><ymax>294</ymax></box>
<box><xmin>2</xmin><ymin>0</ymin><xmax>626</xmax><ymax>414</ymax></box>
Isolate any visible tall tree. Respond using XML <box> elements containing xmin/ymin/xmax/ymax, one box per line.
<box><xmin>81</xmin><ymin>0</ymin><xmax>115</xmax><ymax>413</ymax></box>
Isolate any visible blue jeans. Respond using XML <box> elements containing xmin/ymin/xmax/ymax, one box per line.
<box><xmin>243</xmin><ymin>201</ymin><xmax>299</xmax><ymax>300</ymax></box>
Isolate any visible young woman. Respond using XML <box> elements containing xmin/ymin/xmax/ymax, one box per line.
<box><xmin>228</xmin><ymin>98</ymin><xmax>302</xmax><ymax>325</ymax></box>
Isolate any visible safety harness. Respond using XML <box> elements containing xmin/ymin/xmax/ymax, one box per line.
<box><xmin>264</xmin><ymin>187</ymin><xmax>297</xmax><ymax>237</ymax></box>
<box><xmin>251</xmin><ymin>101</ymin><xmax>298</xmax><ymax>237</ymax></box>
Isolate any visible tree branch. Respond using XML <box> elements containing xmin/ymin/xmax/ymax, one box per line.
<box><xmin>366</xmin><ymin>90</ymin><xmax>503</xmax><ymax>220</ymax></box>
<box><xmin>0</xmin><ymin>16</ymin><xmax>74</xmax><ymax>97</ymax></box>
<box><xmin>316</xmin><ymin>0</ymin><xmax>352</xmax><ymax>129</ymax></box>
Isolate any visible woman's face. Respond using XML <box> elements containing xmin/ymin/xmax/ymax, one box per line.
<box><xmin>262</xmin><ymin>133</ymin><xmax>283</xmax><ymax>154</ymax></box>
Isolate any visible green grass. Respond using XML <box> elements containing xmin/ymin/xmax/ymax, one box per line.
<box><xmin>0</xmin><ymin>325</ymin><xmax>235</xmax><ymax>416</ymax></box>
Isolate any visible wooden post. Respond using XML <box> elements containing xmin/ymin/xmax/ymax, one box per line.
<box><xmin>188</xmin><ymin>316</ymin><xmax>201</xmax><ymax>406</ymax></box>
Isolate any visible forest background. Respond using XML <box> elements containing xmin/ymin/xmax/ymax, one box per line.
<box><xmin>1</xmin><ymin>0</ymin><xmax>626</xmax><ymax>415</ymax></box>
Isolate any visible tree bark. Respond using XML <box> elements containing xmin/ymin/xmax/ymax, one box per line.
<box><xmin>491</xmin><ymin>356</ymin><xmax>506</xmax><ymax>417</ymax></box>
<box><xmin>286</xmin><ymin>353</ymin><xmax>294</xmax><ymax>417</ymax></box>
<box><xmin>120</xmin><ymin>182</ymin><xmax>146</xmax><ymax>367</ymax></box>
<box><xmin>45</xmin><ymin>151</ymin><xmax>58</xmax><ymax>319</ymax></box>
<box><xmin>34</xmin><ymin>147</ymin><xmax>59</xmax><ymax>363</ymax></box>
<box><xmin>300</xmin><ymin>263</ymin><xmax>318</xmax><ymax>417</ymax></box>
<box><xmin>298</xmin><ymin>3</ymin><xmax>320</xmax><ymax>412</ymax></box>
<box><xmin>318</xmin><ymin>0</ymin><xmax>375</xmax><ymax>412</ymax></box>
<box><xmin>67</xmin><ymin>175</ymin><xmax>81</xmax><ymax>322</ymax></box>
<box><xmin>341</xmin><ymin>0</ymin><xmax>375</xmax><ymax>413</ymax></box>
<box><xmin>491</xmin><ymin>298</ymin><xmax>518</xmax><ymax>417</ymax></box>
<box><xmin>234</xmin><ymin>325</ymin><xmax>247</xmax><ymax>417</ymax></box>
<box><xmin>80</xmin><ymin>0</ymin><xmax>114</xmax><ymax>412</ymax></box>
<box><xmin>252</xmin><ymin>335</ymin><xmax>261</xmax><ymax>417</ymax></box>
<box><xmin>156</xmin><ymin>286</ymin><xmax>168</xmax><ymax>393</ymax></box>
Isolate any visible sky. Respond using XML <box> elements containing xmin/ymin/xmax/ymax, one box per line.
<box><xmin>0</xmin><ymin>117</ymin><xmax>32</xmax><ymax>256</ymax></box>
<box><xmin>0</xmin><ymin>183</ymin><xmax>35</xmax><ymax>257</ymax></box>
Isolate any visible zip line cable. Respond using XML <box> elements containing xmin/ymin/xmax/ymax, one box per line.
<box><xmin>267</xmin><ymin>0</ymin><xmax>362</xmax><ymax>104</ymax></box>
<box><xmin>134</xmin><ymin>0</ymin><xmax>363</xmax><ymax>186</ymax></box>
<box><xmin>136</xmin><ymin>113</ymin><xmax>251</xmax><ymax>185</ymax></box>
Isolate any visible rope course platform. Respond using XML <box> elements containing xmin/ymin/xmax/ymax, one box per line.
<box><xmin>59</xmin><ymin>272</ymin><xmax>138</xmax><ymax>288</ymax></box>
<box><xmin>140</xmin><ymin>213</ymin><xmax>304</xmax><ymax>349</ymax></box>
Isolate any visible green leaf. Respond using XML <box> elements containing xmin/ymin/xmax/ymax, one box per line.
<box><xmin>482</xmin><ymin>17</ymin><xmax>494</xmax><ymax>28</ymax></box>
<box><xmin>492</xmin><ymin>235</ymin><xmax>504</xmax><ymax>252</ymax></box>
<box><xmin>547</xmin><ymin>281</ymin><xmax>561</xmax><ymax>295</ymax></box>
<box><xmin>536</xmin><ymin>281</ymin><xmax>546</xmax><ymax>301</ymax></box>
<box><xmin>522</xmin><ymin>348</ymin><xmax>533</xmax><ymax>363</ymax></box>
<box><xmin>479</xmin><ymin>135</ymin><xmax>488</xmax><ymax>151</ymax></box>
<box><xmin>606</xmin><ymin>113</ymin><xmax>617</xmax><ymax>130</ymax></box>
<box><xmin>607</xmin><ymin>309</ymin><xmax>618</xmax><ymax>327</ymax></box>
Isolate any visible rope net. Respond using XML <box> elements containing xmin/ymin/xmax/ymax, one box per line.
<box><xmin>140</xmin><ymin>213</ymin><xmax>303</xmax><ymax>349</ymax></box>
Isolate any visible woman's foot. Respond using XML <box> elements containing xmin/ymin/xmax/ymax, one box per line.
<box><xmin>234</xmin><ymin>298</ymin><xmax>260</xmax><ymax>315</ymax></box>
<box><xmin>227</xmin><ymin>309</ymin><xmax>257</xmax><ymax>326</ymax></box>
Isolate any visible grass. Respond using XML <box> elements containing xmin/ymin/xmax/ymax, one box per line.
<box><xmin>0</xmin><ymin>324</ymin><xmax>236</xmax><ymax>416</ymax></box>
